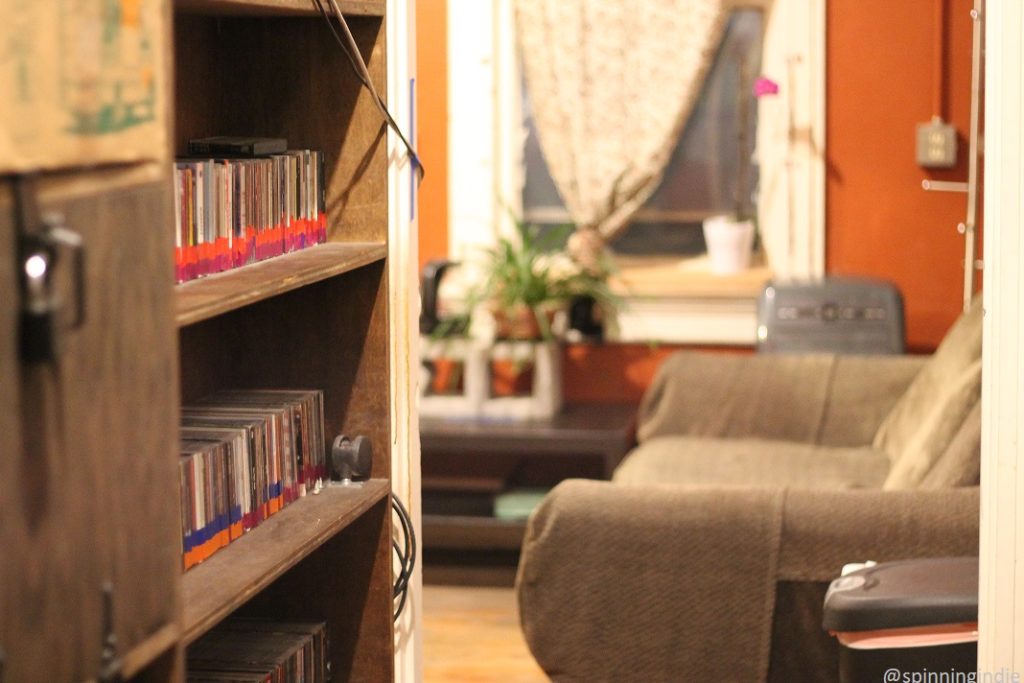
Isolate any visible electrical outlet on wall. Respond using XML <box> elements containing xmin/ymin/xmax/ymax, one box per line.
<box><xmin>916</xmin><ymin>117</ymin><xmax>958</xmax><ymax>168</ymax></box>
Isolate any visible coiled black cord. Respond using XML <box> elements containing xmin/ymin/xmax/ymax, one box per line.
<box><xmin>391</xmin><ymin>493</ymin><xmax>416</xmax><ymax>622</ymax></box>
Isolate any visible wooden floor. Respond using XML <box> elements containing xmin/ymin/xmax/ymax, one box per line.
<box><xmin>423</xmin><ymin>584</ymin><xmax>548</xmax><ymax>683</ymax></box>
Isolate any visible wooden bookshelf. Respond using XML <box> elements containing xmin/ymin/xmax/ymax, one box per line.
<box><xmin>175</xmin><ymin>242</ymin><xmax>387</xmax><ymax>326</ymax></box>
<box><xmin>0</xmin><ymin>0</ymin><xmax>399</xmax><ymax>679</ymax></box>
<box><xmin>181</xmin><ymin>480</ymin><xmax>389</xmax><ymax>644</ymax></box>
<box><xmin>170</xmin><ymin>0</ymin><xmax>396</xmax><ymax>679</ymax></box>
<box><xmin>175</xmin><ymin>0</ymin><xmax>385</xmax><ymax>17</ymax></box>
<box><xmin>169</xmin><ymin>0</ymin><xmax>397</xmax><ymax>677</ymax></box>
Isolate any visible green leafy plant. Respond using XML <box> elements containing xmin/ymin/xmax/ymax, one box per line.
<box><xmin>475</xmin><ymin>216</ymin><xmax>620</xmax><ymax>340</ymax></box>
<box><xmin>485</xmin><ymin>221</ymin><xmax>569</xmax><ymax>299</ymax></box>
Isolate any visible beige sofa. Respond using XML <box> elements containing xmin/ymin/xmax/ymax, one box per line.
<box><xmin>516</xmin><ymin>303</ymin><xmax>982</xmax><ymax>683</ymax></box>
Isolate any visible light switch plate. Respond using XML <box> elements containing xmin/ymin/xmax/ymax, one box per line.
<box><xmin>917</xmin><ymin>119</ymin><xmax>958</xmax><ymax>168</ymax></box>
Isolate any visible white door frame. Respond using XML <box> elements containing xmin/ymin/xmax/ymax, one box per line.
<box><xmin>978</xmin><ymin>0</ymin><xmax>1024</xmax><ymax>673</ymax></box>
<box><xmin>387</xmin><ymin>0</ymin><xmax>423</xmax><ymax>679</ymax></box>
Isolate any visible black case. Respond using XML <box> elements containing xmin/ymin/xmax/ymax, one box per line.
<box><xmin>187</xmin><ymin>136</ymin><xmax>288</xmax><ymax>157</ymax></box>
<box><xmin>823</xmin><ymin>557</ymin><xmax>978</xmax><ymax>683</ymax></box>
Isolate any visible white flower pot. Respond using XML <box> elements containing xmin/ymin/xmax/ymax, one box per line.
<box><xmin>702</xmin><ymin>215</ymin><xmax>755</xmax><ymax>274</ymax></box>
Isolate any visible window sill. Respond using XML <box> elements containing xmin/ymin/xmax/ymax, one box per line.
<box><xmin>608</xmin><ymin>255</ymin><xmax>771</xmax><ymax>346</ymax></box>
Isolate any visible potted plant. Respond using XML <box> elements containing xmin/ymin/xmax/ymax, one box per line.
<box><xmin>702</xmin><ymin>62</ymin><xmax>779</xmax><ymax>274</ymax></box>
<box><xmin>464</xmin><ymin>217</ymin><xmax>618</xmax><ymax>404</ymax></box>
<box><xmin>475</xmin><ymin>218</ymin><xmax>620</xmax><ymax>336</ymax></box>
<box><xmin>475</xmin><ymin>219</ymin><xmax>572</xmax><ymax>340</ymax></box>
<box><xmin>469</xmin><ymin>219</ymin><xmax>563</xmax><ymax>398</ymax></box>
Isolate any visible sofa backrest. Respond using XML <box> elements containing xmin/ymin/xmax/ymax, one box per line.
<box><xmin>876</xmin><ymin>301</ymin><xmax>983</xmax><ymax>489</ymax></box>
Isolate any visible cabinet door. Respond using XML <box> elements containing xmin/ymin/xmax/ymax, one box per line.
<box><xmin>0</xmin><ymin>179</ymin><xmax>179</xmax><ymax>683</ymax></box>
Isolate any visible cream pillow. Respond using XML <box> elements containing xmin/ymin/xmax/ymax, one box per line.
<box><xmin>875</xmin><ymin>301</ymin><xmax>983</xmax><ymax>485</ymax></box>
<box><xmin>882</xmin><ymin>359</ymin><xmax>981</xmax><ymax>489</ymax></box>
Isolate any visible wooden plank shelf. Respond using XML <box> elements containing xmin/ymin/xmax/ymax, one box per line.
<box><xmin>174</xmin><ymin>0</ymin><xmax>385</xmax><ymax>17</ymax></box>
<box><xmin>175</xmin><ymin>241</ymin><xmax>386</xmax><ymax>327</ymax></box>
<box><xmin>181</xmin><ymin>479</ymin><xmax>390</xmax><ymax>644</ymax></box>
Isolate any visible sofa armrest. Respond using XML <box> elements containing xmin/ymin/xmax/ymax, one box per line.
<box><xmin>638</xmin><ymin>351</ymin><xmax>927</xmax><ymax>447</ymax></box>
<box><xmin>516</xmin><ymin>480</ymin><xmax>978</xmax><ymax>682</ymax></box>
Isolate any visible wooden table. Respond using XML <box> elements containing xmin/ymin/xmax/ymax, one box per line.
<box><xmin>420</xmin><ymin>403</ymin><xmax>636</xmax><ymax>584</ymax></box>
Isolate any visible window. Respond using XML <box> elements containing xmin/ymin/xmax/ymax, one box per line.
<box><xmin>446</xmin><ymin>0</ymin><xmax>824</xmax><ymax>343</ymax></box>
<box><xmin>521</xmin><ymin>9</ymin><xmax>765</xmax><ymax>259</ymax></box>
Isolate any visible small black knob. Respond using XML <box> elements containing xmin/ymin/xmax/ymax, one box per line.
<box><xmin>331</xmin><ymin>435</ymin><xmax>372</xmax><ymax>483</ymax></box>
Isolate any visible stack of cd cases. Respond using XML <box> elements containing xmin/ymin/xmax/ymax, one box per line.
<box><xmin>179</xmin><ymin>389</ymin><xmax>327</xmax><ymax>570</ymax></box>
<box><xmin>187</xmin><ymin>619</ymin><xmax>328</xmax><ymax>683</ymax></box>
<box><xmin>173</xmin><ymin>149</ymin><xmax>326</xmax><ymax>283</ymax></box>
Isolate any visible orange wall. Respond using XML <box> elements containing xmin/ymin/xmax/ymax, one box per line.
<box><xmin>826</xmin><ymin>0</ymin><xmax>977</xmax><ymax>352</ymax></box>
<box><xmin>416</xmin><ymin>0</ymin><xmax>448</xmax><ymax>270</ymax></box>
<box><xmin>415</xmin><ymin>2</ymin><xmax>977</xmax><ymax>400</ymax></box>
<box><xmin>562</xmin><ymin>344</ymin><xmax>750</xmax><ymax>404</ymax></box>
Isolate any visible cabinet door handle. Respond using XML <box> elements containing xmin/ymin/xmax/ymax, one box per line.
<box><xmin>14</xmin><ymin>176</ymin><xmax>87</xmax><ymax>364</ymax></box>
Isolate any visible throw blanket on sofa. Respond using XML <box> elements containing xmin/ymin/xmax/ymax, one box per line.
<box><xmin>518</xmin><ymin>481</ymin><xmax>980</xmax><ymax>683</ymax></box>
<box><xmin>637</xmin><ymin>353</ymin><xmax>926</xmax><ymax>447</ymax></box>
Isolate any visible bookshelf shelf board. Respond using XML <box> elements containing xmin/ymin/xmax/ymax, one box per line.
<box><xmin>175</xmin><ymin>241</ymin><xmax>387</xmax><ymax>327</ymax></box>
<box><xmin>174</xmin><ymin>0</ymin><xmax>385</xmax><ymax>17</ymax></box>
<box><xmin>181</xmin><ymin>479</ymin><xmax>390</xmax><ymax>644</ymax></box>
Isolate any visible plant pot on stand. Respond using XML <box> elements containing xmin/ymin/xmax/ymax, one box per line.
<box><xmin>483</xmin><ymin>304</ymin><xmax>563</xmax><ymax>419</ymax></box>
<box><xmin>419</xmin><ymin>336</ymin><xmax>489</xmax><ymax>418</ymax></box>
<box><xmin>483</xmin><ymin>338</ymin><xmax>562</xmax><ymax>419</ymax></box>
<box><xmin>489</xmin><ymin>355</ymin><xmax>535</xmax><ymax>397</ymax></box>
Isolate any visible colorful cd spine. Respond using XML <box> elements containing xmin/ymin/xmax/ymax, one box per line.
<box><xmin>178</xmin><ymin>389</ymin><xmax>327</xmax><ymax>570</ymax></box>
<box><xmin>173</xmin><ymin>150</ymin><xmax>327</xmax><ymax>284</ymax></box>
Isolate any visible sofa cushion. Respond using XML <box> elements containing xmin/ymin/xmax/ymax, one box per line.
<box><xmin>874</xmin><ymin>302</ymin><xmax>983</xmax><ymax>475</ymax></box>
<box><xmin>614</xmin><ymin>435</ymin><xmax>891</xmax><ymax>490</ymax></box>
<box><xmin>885</xmin><ymin>397</ymin><xmax>982</xmax><ymax>490</ymax></box>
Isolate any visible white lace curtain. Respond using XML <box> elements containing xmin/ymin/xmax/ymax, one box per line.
<box><xmin>514</xmin><ymin>0</ymin><xmax>727</xmax><ymax>257</ymax></box>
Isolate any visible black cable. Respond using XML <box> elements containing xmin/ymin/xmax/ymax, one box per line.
<box><xmin>390</xmin><ymin>502</ymin><xmax>411</xmax><ymax>599</ymax></box>
<box><xmin>311</xmin><ymin>0</ymin><xmax>425</xmax><ymax>183</ymax></box>
<box><xmin>392</xmin><ymin>537</ymin><xmax>409</xmax><ymax>597</ymax></box>
<box><xmin>392</xmin><ymin>539</ymin><xmax>407</xmax><ymax>586</ymax></box>
<box><xmin>312</xmin><ymin>0</ymin><xmax>422</xmax><ymax>620</ymax></box>
<box><xmin>394</xmin><ymin>493</ymin><xmax>415</xmax><ymax>593</ymax></box>
<box><xmin>391</xmin><ymin>492</ymin><xmax>416</xmax><ymax>622</ymax></box>
<box><xmin>392</xmin><ymin>500</ymin><xmax>413</xmax><ymax>620</ymax></box>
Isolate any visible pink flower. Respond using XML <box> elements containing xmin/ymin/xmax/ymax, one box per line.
<box><xmin>753</xmin><ymin>76</ymin><xmax>779</xmax><ymax>97</ymax></box>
